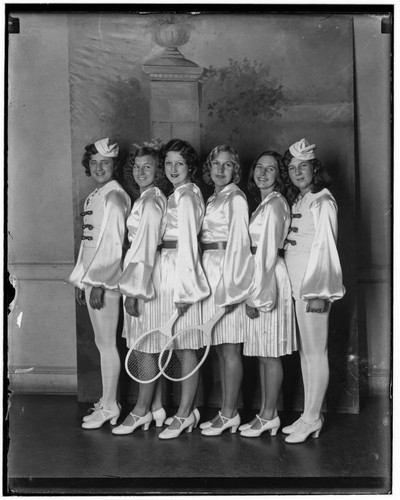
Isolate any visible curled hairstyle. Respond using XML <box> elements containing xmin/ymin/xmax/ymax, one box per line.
<box><xmin>202</xmin><ymin>144</ymin><xmax>242</xmax><ymax>186</ymax></box>
<box><xmin>247</xmin><ymin>151</ymin><xmax>285</xmax><ymax>202</ymax></box>
<box><xmin>163</xmin><ymin>139</ymin><xmax>199</xmax><ymax>183</ymax></box>
<box><xmin>281</xmin><ymin>150</ymin><xmax>331</xmax><ymax>204</ymax></box>
<box><xmin>81</xmin><ymin>142</ymin><xmax>121</xmax><ymax>178</ymax></box>
<box><xmin>128</xmin><ymin>144</ymin><xmax>168</xmax><ymax>194</ymax></box>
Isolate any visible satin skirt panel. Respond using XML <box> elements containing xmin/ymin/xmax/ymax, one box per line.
<box><xmin>243</xmin><ymin>257</ymin><xmax>297</xmax><ymax>358</ymax></box>
<box><xmin>201</xmin><ymin>250</ymin><xmax>246</xmax><ymax>345</ymax></box>
<box><xmin>122</xmin><ymin>252</ymin><xmax>164</xmax><ymax>351</ymax></box>
<box><xmin>159</xmin><ymin>248</ymin><xmax>203</xmax><ymax>349</ymax></box>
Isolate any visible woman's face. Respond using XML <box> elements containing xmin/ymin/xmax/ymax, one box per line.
<box><xmin>210</xmin><ymin>151</ymin><xmax>235</xmax><ymax>192</ymax></box>
<box><xmin>164</xmin><ymin>151</ymin><xmax>190</xmax><ymax>188</ymax></box>
<box><xmin>89</xmin><ymin>153</ymin><xmax>115</xmax><ymax>186</ymax></box>
<box><xmin>132</xmin><ymin>155</ymin><xmax>157</xmax><ymax>192</ymax></box>
<box><xmin>254</xmin><ymin>155</ymin><xmax>278</xmax><ymax>192</ymax></box>
<box><xmin>287</xmin><ymin>157</ymin><xmax>314</xmax><ymax>194</ymax></box>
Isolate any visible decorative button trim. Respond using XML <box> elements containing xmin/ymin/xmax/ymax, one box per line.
<box><xmin>81</xmin><ymin>210</ymin><xmax>93</xmax><ymax>216</ymax></box>
<box><xmin>285</xmin><ymin>238</ymin><xmax>297</xmax><ymax>246</ymax></box>
<box><xmin>81</xmin><ymin>236</ymin><xmax>93</xmax><ymax>241</ymax></box>
<box><xmin>82</xmin><ymin>224</ymin><xmax>93</xmax><ymax>230</ymax></box>
<box><xmin>291</xmin><ymin>213</ymin><xmax>302</xmax><ymax>218</ymax></box>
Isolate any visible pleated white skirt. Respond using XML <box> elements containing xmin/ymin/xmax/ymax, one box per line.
<box><xmin>122</xmin><ymin>252</ymin><xmax>164</xmax><ymax>350</ymax></box>
<box><xmin>201</xmin><ymin>249</ymin><xmax>246</xmax><ymax>345</ymax></box>
<box><xmin>243</xmin><ymin>257</ymin><xmax>297</xmax><ymax>358</ymax></box>
<box><xmin>158</xmin><ymin>248</ymin><xmax>203</xmax><ymax>349</ymax></box>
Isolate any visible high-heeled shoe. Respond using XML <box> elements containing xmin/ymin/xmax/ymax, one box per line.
<box><xmin>112</xmin><ymin>411</ymin><xmax>152</xmax><ymax>435</ymax></box>
<box><xmin>81</xmin><ymin>404</ymin><xmax>120</xmax><ymax>429</ymax></box>
<box><xmin>158</xmin><ymin>412</ymin><xmax>196</xmax><ymax>440</ymax></box>
<box><xmin>238</xmin><ymin>416</ymin><xmax>258</xmax><ymax>432</ymax></box>
<box><xmin>165</xmin><ymin>408</ymin><xmax>200</xmax><ymax>428</ymax></box>
<box><xmin>240</xmin><ymin>415</ymin><xmax>280</xmax><ymax>438</ymax></box>
<box><xmin>152</xmin><ymin>408</ymin><xmax>166</xmax><ymax>427</ymax></box>
<box><xmin>201</xmin><ymin>411</ymin><xmax>240</xmax><ymax>436</ymax></box>
<box><xmin>284</xmin><ymin>417</ymin><xmax>323</xmax><ymax>443</ymax></box>
<box><xmin>82</xmin><ymin>400</ymin><xmax>102</xmax><ymax>422</ymax></box>
<box><xmin>282</xmin><ymin>413</ymin><xmax>324</xmax><ymax>435</ymax></box>
<box><xmin>199</xmin><ymin>411</ymin><xmax>220</xmax><ymax>430</ymax></box>
<box><xmin>281</xmin><ymin>414</ymin><xmax>303</xmax><ymax>434</ymax></box>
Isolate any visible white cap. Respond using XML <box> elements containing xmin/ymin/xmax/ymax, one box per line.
<box><xmin>94</xmin><ymin>138</ymin><xmax>119</xmax><ymax>158</ymax></box>
<box><xmin>289</xmin><ymin>138</ymin><xmax>316</xmax><ymax>160</ymax></box>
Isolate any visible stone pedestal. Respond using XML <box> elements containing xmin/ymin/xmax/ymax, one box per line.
<box><xmin>142</xmin><ymin>26</ymin><xmax>204</xmax><ymax>151</ymax></box>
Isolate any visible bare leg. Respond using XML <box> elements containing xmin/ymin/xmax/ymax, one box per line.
<box><xmin>212</xmin><ymin>343</ymin><xmax>242</xmax><ymax>427</ymax></box>
<box><xmin>167</xmin><ymin>350</ymin><xmax>199</xmax><ymax>430</ymax></box>
<box><xmin>151</xmin><ymin>378</ymin><xmax>163</xmax><ymax>412</ymax></box>
<box><xmin>256</xmin><ymin>357</ymin><xmax>282</xmax><ymax>427</ymax></box>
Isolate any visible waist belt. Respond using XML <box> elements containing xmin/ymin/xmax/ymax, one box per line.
<box><xmin>128</xmin><ymin>243</ymin><xmax>162</xmax><ymax>252</ymax></box>
<box><xmin>162</xmin><ymin>240</ymin><xmax>178</xmax><ymax>249</ymax></box>
<box><xmin>251</xmin><ymin>246</ymin><xmax>285</xmax><ymax>257</ymax></box>
<box><xmin>200</xmin><ymin>241</ymin><xmax>227</xmax><ymax>251</ymax></box>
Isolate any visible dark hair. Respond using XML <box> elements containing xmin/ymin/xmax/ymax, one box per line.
<box><xmin>202</xmin><ymin>144</ymin><xmax>242</xmax><ymax>186</ymax></box>
<box><xmin>163</xmin><ymin>139</ymin><xmax>199</xmax><ymax>183</ymax></box>
<box><xmin>282</xmin><ymin>150</ymin><xmax>331</xmax><ymax>204</ymax></box>
<box><xmin>81</xmin><ymin>142</ymin><xmax>120</xmax><ymax>178</ymax></box>
<box><xmin>128</xmin><ymin>144</ymin><xmax>168</xmax><ymax>196</ymax></box>
<box><xmin>247</xmin><ymin>151</ymin><xmax>285</xmax><ymax>203</ymax></box>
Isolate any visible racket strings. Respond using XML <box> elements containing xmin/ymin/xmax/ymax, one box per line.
<box><xmin>126</xmin><ymin>330</ymin><xmax>166</xmax><ymax>383</ymax></box>
<box><xmin>161</xmin><ymin>328</ymin><xmax>207</xmax><ymax>381</ymax></box>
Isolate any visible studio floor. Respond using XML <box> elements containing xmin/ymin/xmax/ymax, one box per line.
<box><xmin>6</xmin><ymin>394</ymin><xmax>391</xmax><ymax>495</ymax></box>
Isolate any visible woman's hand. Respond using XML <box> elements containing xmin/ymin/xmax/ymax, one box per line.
<box><xmin>125</xmin><ymin>297</ymin><xmax>139</xmax><ymax>317</ymax></box>
<box><xmin>225</xmin><ymin>303</ymin><xmax>239</xmax><ymax>314</ymax></box>
<box><xmin>89</xmin><ymin>287</ymin><xmax>105</xmax><ymax>310</ymax></box>
<box><xmin>75</xmin><ymin>288</ymin><xmax>86</xmax><ymax>307</ymax></box>
<box><xmin>245</xmin><ymin>304</ymin><xmax>259</xmax><ymax>319</ymax></box>
<box><xmin>175</xmin><ymin>302</ymin><xmax>192</xmax><ymax>316</ymax></box>
<box><xmin>306</xmin><ymin>298</ymin><xmax>328</xmax><ymax>313</ymax></box>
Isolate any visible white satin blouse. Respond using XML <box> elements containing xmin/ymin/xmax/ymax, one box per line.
<box><xmin>110</xmin><ymin>186</ymin><xmax>167</xmax><ymax>300</ymax></box>
<box><xmin>164</xmin><ymin>182</ymin><xmax>210</xmax><ymax>304</ymax></box>
<box><xmin>67</xmin><ymin>180</ymin><xmax>131</xmax><ymax>290</ymax></box>
<box><xmin>284</xmin><ymin>188</ymin><xmax>345</xmax><ymax>302</ymax></box>
<box><xmin>200</xmin><ymin>183</ymin><xmax>253</xmax><ymax>307</ymax></box>
<box><xmin>247</xmin><ymin>192</ymin><xmax>291</xmax><ymax>311</ymax></box>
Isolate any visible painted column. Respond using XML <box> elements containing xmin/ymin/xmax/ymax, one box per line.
<box><xmin>142</xmin><ymin>22</ymin><xmax>204</xmax><ymax>151</ymax></box>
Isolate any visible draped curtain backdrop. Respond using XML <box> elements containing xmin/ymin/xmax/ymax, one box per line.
<box><xmin>68</xmin><ymin>12</ymin><xmax>358</xmax><ymax>413</ymax></box>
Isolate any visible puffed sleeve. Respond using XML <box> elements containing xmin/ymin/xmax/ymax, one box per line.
<box><xmin>82</xmin><ymin>190</ymin><xmax>130</xmax><ymax>289</ymax></box>
<box><xmin>247</xmin><ymin>197</ymin><xmax>287</xmax><ymax>311</ymax></box>
<box><xmin>300</xmin><ymin>193</ymin><xmax>345</xmax><ymax>302</ymax></box>
<box><xmin>116</xmin><ymin>195</ymin><xmax>165</xmax><ymax>300</ymax></box>
<box><xmin>215</xmin><ymin>191</ymin><xmax>253</xmax><ymax>307</ymax></box>
<box><xmin>174</xmin><ymin>189</ymin><xmax>210</xmax><ymax>304</ymax></box>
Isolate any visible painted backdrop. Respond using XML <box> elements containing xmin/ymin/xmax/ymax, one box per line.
<box><xmin>68</xmin><ymin>12</ymin><xmax>358</xmax><ymax>412</ymax></box>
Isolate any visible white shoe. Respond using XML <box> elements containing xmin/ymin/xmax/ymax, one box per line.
<box><xmin>112</xmin><ymin>411</ymin><xmax>152</xmax><ymax>435</ymax></box>
<box><xmin>158</xmin><ymin>413</ymin><xmax>196</xmax><ymax>440</ymax></box>
<box><xmin>81</xmin><ymin>405</ymin><xmax>120</xmax><ymax>429</ymax></box>
<box><xmin>82</xmin><ymin>400</ymin><xmax>103</xmax><ymax>422</ymax></box>
<box><xmin>201</xmin><ymin>411</ymin><xmax>241</xmax><ymax>436</ymax></box>
<box><xmin>165</xmin><ymin>408</ymin><xmax>200</xmax><ymax>428</ymax></box>
<box><xmin>281</xmin><ymin>415</ymin><xmax>303</xmax><ymax>434</ymax></box>
<box><xmin>240</xmin><ymin>415</ymin><xmax>280</xmax><ymax>437</ymax></box>
<box><xmin>285</xmin><ymin>417</ymin><xmax>323</xmax><ymax>443</ymax></box>
<box><xmin>152</xmin><ymin>408</ymin><xmax>166</xmax><ymax>427</ymax></box>
<box><xmin>238</xmin><ymin>416</ymin><xmax>258</xmax><ymax>432</ymax></box>
<box><xmin>199</xmin><ymin>412</ymin><xmax>220</xmax><ymax>430</ymax></box>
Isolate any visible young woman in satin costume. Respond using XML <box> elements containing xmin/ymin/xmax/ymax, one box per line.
<box><xmin>281</xmin><ymin>138</ymin><xmax>345</xmax><ymax>443</ymax></box>
<box><xmin>67</xmin><ymin>138</ymin><xmax>131</xmax><ymax>429</ymax></box>
<box><xmin>240</xmin><ymin>151</ymin><xmax>297</xmax><ymax>438</ymax></box>
<box><xmin>109</xmin><ymin>141</ymin><xmax>169</xmax><ymax>435</ymax></box>
<box><xmin>157</xmin><ymin>139</ymin><xmax>210</xmax><ymax>440</ymax></box>
<box><xmin>199</xmin><ymin>145</ymin><xmax>253</xmax><ymax>436</ymax></box>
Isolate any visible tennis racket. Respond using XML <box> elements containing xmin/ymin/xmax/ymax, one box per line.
<box><xmin>125</xmin><ymin>310</ymin><xmax>179</xmax><ymax>384</ymax></box>
<box><xmin>158</xmin><ymin>308</ymin><xmax>226</xmax><ymax>382</ymax></box>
